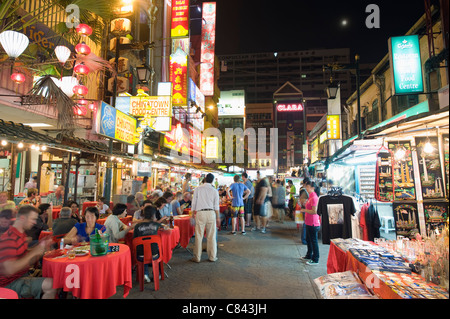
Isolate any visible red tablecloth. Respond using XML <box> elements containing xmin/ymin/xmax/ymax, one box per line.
<box><xmin>0</xmin><ymin>287</ymin><xmax>19</xmax><ymax>299</ymax></box>
<box><xmin>327</xmin><ymin>241</ymin><xmax>350</xmax><ymax>274</ymax></box>
<box><xmin>42</xmin><ymin>244</ymin><xmax>132</xmax><ymax>299</ymax></box>
<box><xmin>174</xmin><ymin>215</ymin><xmax>195</xmax><ymax>248</ymax></box>
<box><xmin>125</xmin><ymin>226</ymin><xmax>180</xmax><ymax>265</ymax></box>
<box><xmin>97</xmin><ymin>216</ymin><xmax>132</xmax><ymax>225</ymax></box>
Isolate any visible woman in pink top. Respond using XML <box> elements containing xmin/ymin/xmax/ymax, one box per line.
<box><xmin>300</xmin><ymin>181</ymin><xmax>320</xmax><ymax>265</ymax></box>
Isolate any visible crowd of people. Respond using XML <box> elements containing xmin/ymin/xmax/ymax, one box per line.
<box><xmin>0</xmin><ymin>170</ymin><xmax>332</xmax><ymax>298</ymax></box>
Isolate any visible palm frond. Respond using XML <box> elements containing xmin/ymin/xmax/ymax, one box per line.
<box><xmin>76</xmin><ymin>52</ymin><xmax>116</xmax><ymax>76</ymax></box>
<box><xmin>23</xmin><ymin>74</ymin><xmax>76</xmax><ymax>130</ymax></box>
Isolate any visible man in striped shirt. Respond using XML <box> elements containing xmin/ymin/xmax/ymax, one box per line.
<box><xmin>0</xmin><ymin>205</ymin><xmax>56</xmax><ymax>299</ymax></box>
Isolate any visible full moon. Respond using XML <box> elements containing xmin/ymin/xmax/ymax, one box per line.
<box><xmin>342</xmin><ymin>19</ymin><xmax>348</xmax><ymax>26</ymax></box>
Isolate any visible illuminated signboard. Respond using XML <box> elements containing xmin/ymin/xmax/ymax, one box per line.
<box><xmin>115</xmin><ymin>96</ymin><xmax>172</xmax><ymax>117</ymax></box>
<box><xmin>98</xmin><ymin>101</ymin><xmax>136</xmax><ymax>145</ymax></box>
<box><xmin>205</xmin><ymin>136</ymin><xmax>219</xmax><ymax>159</ymax></box>
<box><xmin>311</xmin><ymin>138</ymin><xmax>319</xmax><ymax>163</ymax></box>
<box><xmin>217</xmin><ymin>90</ymin><xmax>245</xmax><ymax>116</ymax></box>
<box><xmin>319</xmin><ymin>131</ymin><xmax>328</xmax><ymax>144</ymax></box>
<box><xmin>163</xmin><ymin>123</ymin><xmax>189</xmax><ymax>153</ymax></box>
<box><xmin>170</xmin><ymin>47</ymin><xmax>188</xmax><ymax>106</ymax></box>
<box><xmin>189</xmin><ymin>125</ymin><xmax>202</xmax><ymax>159</ymax></box>
<box><xmin>199</xmin><ymin>2</ymin><xmax>216</xmax><ymax>96</ymax></box>
<box><xmin>327</xmin><ymin>115</ymin><xmax>341</xmax><ymax>139</ymax></box>
<box><xmin>188</xmin><ymin>78</ymin><xmax>205</xmax><ymax>131</ymax></box>
<box><xmin>388</xmin><ymin>35</ymin><xmax>424</xmax><ymax>95</ymax></box>
<box><xmin>276</xmin><ymin>101</ymin><xmax>303</xmax><ymax>112</ymax></box>
<box><xmin>171</xmin><ymin>0</ymin><xmax>190</xmax><ymax>38</ymax></box>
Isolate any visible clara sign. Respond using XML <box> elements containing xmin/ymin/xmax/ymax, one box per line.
<box><xmin>276</xmin><ymin>101</ymin><xmax>303</xmax><ymax>112</ymax></box>
<box><xmin>388</xmin><ymin>35</ymin><xmax>424</xmax><ymax>95</ymax></box>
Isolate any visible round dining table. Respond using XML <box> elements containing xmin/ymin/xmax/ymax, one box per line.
<box><xmin>42</xmin><ymin>243</ymin><xmax>132</xmax><ymax>299</ymax></box>
<box><xmin>125</xmin><ymin>226</ymin><xmax>180</xmax><ymax>265</ymax></box>
<box><xmin>0</xmin><ymin>287</ymin><xmax>19</xmax><ymax>299</ymax></box>
<box><xmin>173</xmin><ymin>215</ymin><xmax>195</xmax><ymax>248</ymax></box>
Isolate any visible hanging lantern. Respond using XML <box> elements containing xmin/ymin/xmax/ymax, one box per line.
<box><xmin>54</xmin><ymin>45</ymin><xmax>71</xmax><ymax>64</ymax></box>
<box><xmin>76</xmin><ymin>98</ymin><xmax>88</xmax><ymax>105</ymax></box>
<box><xmin>73</xmin><ymin>105</ymin><xmax>87</xmax><ymax>116</ymax></box>
<box><xmin>88</xmin><ymin>103</ymin><xmax>95</xmax><ymax>111</ymax></box>
<box><xmin>75</xmin><ymin>42</ymin><xmax>91</xmax><ymax>55</ymax></box>
<box><xmin>73</xmin><ymin>84</ymin><xmax>88</xmax><ymax>96</ymax></box>
<box><xmin>75</xmin><ymin>23</ymin><xmax>93</xmax><ymax>37</ymax></box>
<box><xmin>74</xmin><ymin>63</ymin><xmax>90</xmax><ymax>76</ymax></box>
<box><xmin>59</xmin><ymin>76</ymin><xmax>78</xmax><ymax>98</ymax></box>
<box><xmin>11</xmin><ymin>72</ymin><xmax>26</xmax><ymax>84</ymax></box>
<box><xmin>0</xmin><ymin>30</ymin><xmax>29</xmax><ymax>59</ymax></box>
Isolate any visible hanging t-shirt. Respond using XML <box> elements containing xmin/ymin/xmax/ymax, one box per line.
<box><xmin>317</xmin><ymin>195</ymin><xmax>356</xmax><ymax>244</ymax></box>
<box><xmin>359</xmin><ymin>203</ymin><xmax>370</xmax><ymax>241</ymax></box>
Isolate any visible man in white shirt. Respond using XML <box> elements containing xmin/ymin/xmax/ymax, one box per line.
<box><xmin>190</xmin><ymin>173</ymin><xmax>220</xmax><ymax>262</ymax></box>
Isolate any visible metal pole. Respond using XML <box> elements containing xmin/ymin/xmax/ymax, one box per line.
<box><xmin>355</xmin><ymin>54</ymin><xmax>362</xmax><ymax>138</ymax></box>
<box><xmin>64</xmin><ymin>153</ymin><xmax>72</xmax><ymax>205</ymax></box>
<box><xmin>104</xmin><ymin>35</ymin><xmax>121</xmax><ymax>202</ymax></box>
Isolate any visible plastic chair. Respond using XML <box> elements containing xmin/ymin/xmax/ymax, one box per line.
<box><xmin>132</xmin><ymin>235</ymin><xmax>165</xmax><ymax>291</ymax></box>
<box><xmin>51</xmin><ymin>233</ymin><xmax>67</xmax><ymax>249</ymax></box>
<box><xmin>81</xmin><ymin>201</ymin><xmax>97</xmax><ymax>217</ymax></box>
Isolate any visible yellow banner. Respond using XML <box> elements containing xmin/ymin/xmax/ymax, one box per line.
<box><xmin>115</xmin><ymin>111</ymin><xmax>137</xmax><ymax>144</ymax></box>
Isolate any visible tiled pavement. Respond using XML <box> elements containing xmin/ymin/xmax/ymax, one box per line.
<box><xmin>111</xmin><ymin>219</ymin><xmax>330</xmax><ymax>299</ymax></box>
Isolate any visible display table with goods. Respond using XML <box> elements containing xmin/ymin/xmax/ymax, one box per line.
<box><xmin>324</xmin><ymin>236</ymin><xmax>449</xmax><ymax>299</ymax></box>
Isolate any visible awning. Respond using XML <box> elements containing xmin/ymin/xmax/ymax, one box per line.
<box><xmin>325</xmin><ymin>105</ymin><xmax>449</xmax><ymax>167</ymax></box>
<box><xmin>363</xmin><ymin>105</ymin><xmax>449</xmax><ymax>139</ymax></box>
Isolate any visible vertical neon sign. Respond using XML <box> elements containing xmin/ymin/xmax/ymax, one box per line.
<box><xmin>200</xmin><ymin>2</ymin><xmax>216</xmax><ymax>96</ymax></box>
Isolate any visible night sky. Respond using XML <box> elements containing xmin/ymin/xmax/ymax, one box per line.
<box><xmin>212</xmin><ymin>0</ymin><xmax>432</xmax><ymax>63</ymax></box>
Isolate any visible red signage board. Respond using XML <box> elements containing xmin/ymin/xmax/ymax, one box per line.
<box><xmin>171</xmin><ymin>0</ymin><xmax>190</xmax><ymax>38</ymax></box>
<box><xmin>199</xmin><ymin>2</ymin><xmax>216</xmax><ymax>96</ymax></box>
<box><xmin>169</xmin><ymin>48</ymin><xmax>188</xmax><ymax>106</ymax></box>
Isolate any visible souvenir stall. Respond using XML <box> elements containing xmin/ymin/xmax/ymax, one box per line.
<box><xmin>322</xmin><ymin>107</ymin><xmax>449</xmax><ymax>298</ymax></box>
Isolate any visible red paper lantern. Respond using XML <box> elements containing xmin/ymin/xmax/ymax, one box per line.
<box><xmin>73</xmin><ymin>84</ymin><xmax>88</xmax><ymax>96</ymax></box>
<box><xmin>73</xmin><ymin>106</ymin><xmax>87</xmax><ymax>116</ymax></box>
<box><xmin>75</xmin><ymin>42</ymin><xmax>91</xmax><ymax>55</ymax></box>
<box><xmin>76</xmin><ymin>99</ymin><xmax>88</xmax><ymax>105</ymax></box>
<box><xmin>75</xmin><ymin>24</ymin><xmax>93</xmax><ymax>37</ymax></box>
<box><xmin>74</xmin><ymin>63</ymin><xmax>90</xmax><ymax>76</ymax></box>
<box><xmin>11</xmin><ymin>72</ymin><xmax>26</xmax><ymax>84</ymax></box>
<box><xmin>88</xmin><ymin>103</ymin><xmax>95</xmax><ymax>111</ymax></box>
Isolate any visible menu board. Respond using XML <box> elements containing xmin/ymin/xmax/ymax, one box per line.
<box><xmin>423</xmin><ymin>202</ymin><xmax>449</xmax><ymax>236</ymax></box>
<box><xmin>392</xmin><ymin>202</ymin><xmax>420</xmax><ymax>240</ymax></box>
<box><xmin>388</xmin><ymin>141</ymin><xmax>415</xmax><ymax>200</ymax></box>
<box><xmin>415</xmin><ymin>137</ymin><xmax>445</xmax><ymax>199</ymax></box>
<box><xmin>376</xmin><ymin>147</ymin><xmax>394</xmax><ymax>202</ymax></box>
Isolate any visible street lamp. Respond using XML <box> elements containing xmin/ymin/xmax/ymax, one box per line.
<box><xmin>136</xmin><ymin>65</ymin><xmax>152</xmax><ymax>84</ymax></box>
<box><xmin>326</xmin><ymin>81</ymin><xmax>340</xmax><ymax>99</ymax></box>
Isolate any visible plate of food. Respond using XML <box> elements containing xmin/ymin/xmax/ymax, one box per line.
<box><xmin>74</xmin><ymin>250</ymin><xmax>89</xmax><ymax>257</ymax></box>
<box><xmin>45</xmin><ymin>249</ymin><xmax>65</xmax><ymax>258</ymax></box>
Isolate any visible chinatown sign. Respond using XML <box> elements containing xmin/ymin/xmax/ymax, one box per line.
<box><xmin>276</xmin><ymin>102</ymin><xmax>303</xmax><ymax>112</ymax></box>
<box><xmin>171</xmin><ymin>0</ymin><xmax>190</xmax><ymax>38</ymax></box>
<box><xmin>115</xmin><ymin>96</ymin><xmax>172</xmax><ymax>117</ymax></box>
<box><xmin>98</xmin><ymin>102</ymin><xmax>137</xmax><ymax>145</ymax></box>
<box><xmin>388</xmin><ymin>34</ymin><xmax>424</xmax><ymax>95</ymax></box>
<box><xmin>170</xmin><ymin>47</ymin><xmax>188</xmax><ymax>106</ymax></box>
<box><xmin>199</xmin><ymin>2</ymin><xmax>216</xmax><ymax>96</ymax></box>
